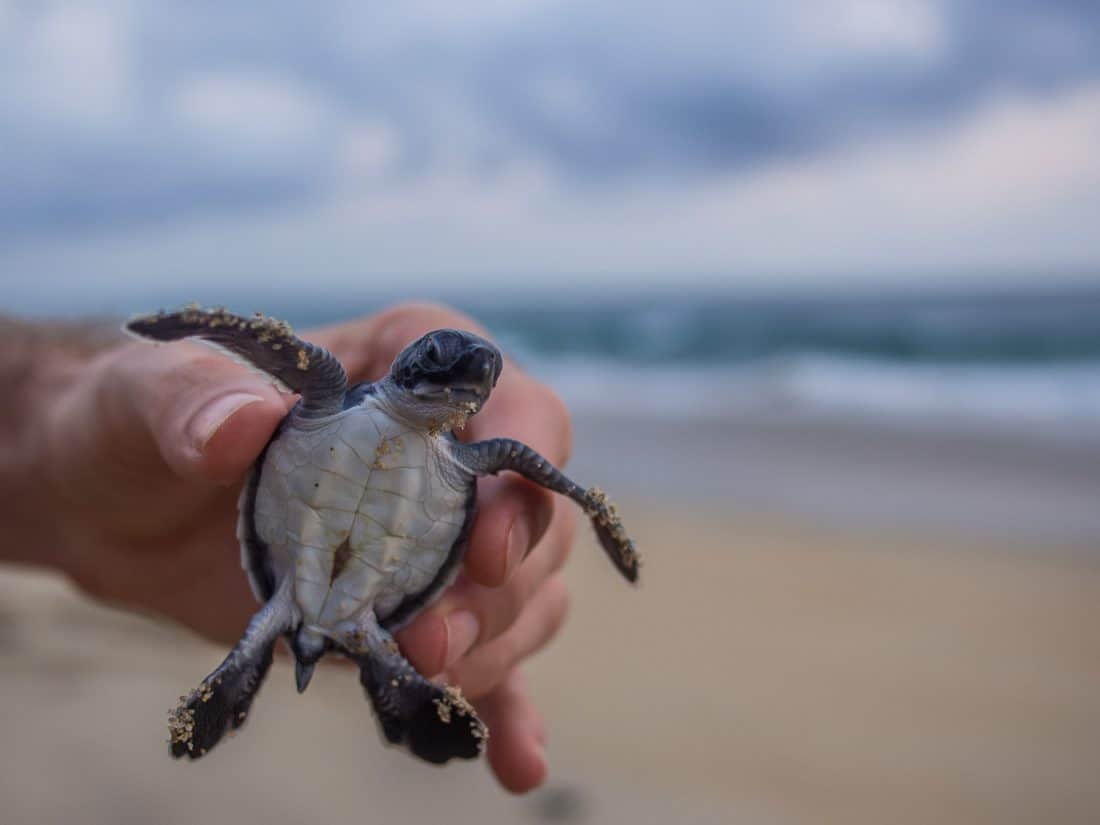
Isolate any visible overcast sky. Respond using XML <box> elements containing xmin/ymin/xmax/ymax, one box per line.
<box><xmin>2</xmin><ymin>0</ymin><xmax>1099</xmax><ymax>311</ymax></box>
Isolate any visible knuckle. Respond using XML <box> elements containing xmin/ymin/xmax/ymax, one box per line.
<box><xmin>147</xmin><ymin>356</ymin><xmax>232</xmax><ymax>433</ymax></box>
<box><xmin>99</xmin><ymin>343</ymin><xmax>161</xmax><ymax>405</ymax></box>
<box><xmin>147</xmin><ymin>351</ymin><xmax>216</xmax><ymax>398</ymax></box>
<box><xmin>96</xmin><ymin>344</ymin><xmax>138</xmax><ymax>397</ymax></box>
<box><xmin>500</xmin><ymin>581</ymin><xmax>528</xmax><ymax>636</ymax></box>
<box><xmin>456</xmin><ymin>636</ymin><xmax>513</xmax><ymax>700</ymax></box>
<box><xmin>539</xmin><ymin>386</ymin><xmax>574</xmax><ymax>464</ymax></box>
<box><xmin>482</xmin><ymin>576</ymin><xmax>529</xmax><ymax>642</ymax></box>
<box><xmin>157</xmin><ymin>355</ymin><xmax>216</xmax><ymax>396</ymax></box>
<box><xmin>523</xmin><ymin>487</ymin><xmax>556</xmax><ymax>549</ymax></box>
<box><xmin>545</xmin><ymin>576</ymin><xmax>572</xmax><ymax>632</ymax></box>
<box><xmin>398</xmin><ymin>613</ymin><xmax>448</xmax><ymax>675</ymax></box>
<box><xmin>486</xmin><ymin>636</ymin><xmax>517</xmax><ymax>682</ymax></box>
<box><xmin>547</xmin><ymin>507</ymin><xmax>577</xmax><ymax>571</ymax></box>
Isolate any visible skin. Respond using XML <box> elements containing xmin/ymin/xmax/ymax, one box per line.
<box><xmin>0</xmin><ymin>303</ymin><xmax>574</xmax><ymax>793</ymax></box>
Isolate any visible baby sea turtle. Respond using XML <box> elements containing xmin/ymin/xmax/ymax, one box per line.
<box><xmin>126</xmin><ymin>306</ymin><xmax>639</xmax><ymax>765</ymax></box>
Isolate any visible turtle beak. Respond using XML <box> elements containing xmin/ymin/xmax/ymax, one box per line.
<box><xmin>427</xmin><ymin>344</ymin><xmax>499</xmax><ymax>403</ymax></box>
<box><xmin>461</xmin><ymin>344</ymin><xmax>501</xmax><ymax>395</ymax></box>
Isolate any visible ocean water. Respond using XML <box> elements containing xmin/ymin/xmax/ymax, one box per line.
<box><xmin>462</xmin><ymin>290</ymin><xmax>1100</xmax><ymax>440</ymax></box>
<box><xmin>21</xmin><ymin>285</ymin><xmax>1100</xmax><ymax>439</ymax></box>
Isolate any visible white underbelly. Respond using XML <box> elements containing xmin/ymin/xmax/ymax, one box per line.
<box><xmin>302</xmin><ymin>490</ymin><xmax>465</xmax><ymax>626</ymax></box>
<box><xmin>253</xmin><ymin>403</ymin><xmax>470</xmax><ymax>630</ymax></box>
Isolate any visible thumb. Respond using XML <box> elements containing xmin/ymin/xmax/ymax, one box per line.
<box><xmin>110</xmin><ymin>342</ymin><xmax>291</xmax><ymax>484</ymax></box>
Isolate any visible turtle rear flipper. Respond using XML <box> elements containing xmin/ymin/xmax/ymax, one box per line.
<box><xmin>170</xmin><ymin>582</ymin><xmax>296</xmax><ymax>759</ymax></box>
<box><xmin>170</xmin><ymin>642</ymin><xmax>276</xmax><ymax>759</ymax></box>
<box><xmin>344</xmin><ymin>617</ymin><xmax>487</xmax><ymax>764</ymax></box>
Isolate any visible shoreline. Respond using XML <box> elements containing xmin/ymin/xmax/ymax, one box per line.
<box><xmin>567</xmin><ymin>411</ymin><xmax>1100</xmax><ymax>548</ymax></box>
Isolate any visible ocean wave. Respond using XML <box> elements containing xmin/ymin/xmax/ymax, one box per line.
<box><xmin>522</xmin><ymin>353</ymin><xmax>1100</xmax><ymax>438</ymax></box>
<box><xmin>478</xmin><ymin>290</ymin><xmax>1100</xmax><ymax>366</ymax></box>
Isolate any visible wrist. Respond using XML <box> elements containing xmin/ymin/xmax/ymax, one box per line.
<box><xmin>0</xmin><ymin>316</ymin><xmax>121</xmax><ymax>569</ymax></box>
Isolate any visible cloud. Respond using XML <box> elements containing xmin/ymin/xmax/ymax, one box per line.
<box><xmin>5</xmin><ymin>80</ymin><xmax>1098</xmax><ymax>312</ymax></box>
<box><xmin>3</xmin><ymin>3</ymin><xmax>132</xmax><ymax>128</ymax></box>
<box><xmin>0</xmin><ymin>0</ymin><xmax>1098</xmax><ymax>293</ymax></box>
<box><xmin>805</xmin><ymin>0</ymin><xmax>947</xmax><ymax>58</ymax></box>
<box><xmin>169</xmin><ymin>72</ymin><xmax>333</xmax><ymax>158</ymax></box>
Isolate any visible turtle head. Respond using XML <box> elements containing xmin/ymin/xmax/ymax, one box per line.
<box><xmin>383</xmin><ymin>329</ymin><xmax>503</xmax><ymax>427</ymax></box>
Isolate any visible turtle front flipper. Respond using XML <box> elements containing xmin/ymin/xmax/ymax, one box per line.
<box><xmin>169</xmin><ymin>580</ymin><xmax>296</xmax><ymax>759</ymax></box>
<box><xmin>126</xmin><ymin>305</ymin><xmax>348</xmax><ymax>418</ymax></box>
<box><xmin>341</xmin><ymin>615</ymin><xmax>487</xmax><ymax>765</ymax></box>
<box><xmin>452</xmin><ymin>438</ymin><xmax>641</xmax><ymax>583</ymax></box>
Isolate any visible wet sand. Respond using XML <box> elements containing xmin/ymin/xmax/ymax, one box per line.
<box><xmin>2</xmin><ymin>501</ymin><xmax>1098</xmax><ymax>825</ymax></box>
<box><xmin>566</xmin><ymin>412</ymin><xmax>1100</xmax><ymax>546</ymax></box>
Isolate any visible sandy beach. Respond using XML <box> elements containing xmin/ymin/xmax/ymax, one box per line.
<box><xmin>2</xmin><ymin>444</ymin><xmax>1098</xmax><ymax>825</ymax></box>
<box><xmin>565</xmin><ymin>411</ymin><xmax>1100</xmax><ymax>545</ymax></box>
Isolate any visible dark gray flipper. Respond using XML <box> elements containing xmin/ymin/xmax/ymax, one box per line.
<box><xmin>341</xmin><ymin>615</ymin><xmax>487</xmax><ymax>764</ymax></box>
<box><xmin>453</xmin><ymin>438</ymin><xmax>641</xmax><ymax>583</ymax></box>
<box><xmin>168</xmin><ymin>580</ymin><xmax>296</xmax><ymax>759</ymax></box>
<box><xmin>126</xmin><ymin>305</ymin><xmax>348</xmax><ymax>418</ymax></box>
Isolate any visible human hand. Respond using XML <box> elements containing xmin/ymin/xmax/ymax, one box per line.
<box><xmin>28</xmin><ymin>302</ymin><xmax>573</xmax><ymax>793</ymax></box>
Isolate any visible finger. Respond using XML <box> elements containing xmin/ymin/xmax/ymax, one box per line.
<box><xmin>464</xmin><ymin>475</ymin><xmax>554</xmax><ymax>588</ymax></box>
<box><xmin>459</xmin><ymin>379</ymin><xmax>572</xmax><ymax>589</ymax></box>
<box><xmin>463</xmin><ymin>505</ymin><xmax>574</xmax><ymax>647</ymax></box>
<box><xmin>447</xmin><ymin>574</ymin><xmax>570</xmax><ymax>701</ymax></box>
<box><xmin>396</xmin><ymin>504</ymin><xmax>574</xmax><ymax>675</ymax></box>
<box><xmin>457</xmin><ymin>368</ymin><xmax>573</xmax><ymax>588</ymax></box>
<box><xmin>477</xmin><ymin>669</ymin><xmax>549</xmax><ymax>794</ymax></box>
<box><xmin>102</xmin><ymin>342</ymin><xmax>291</xmax><ymax>484</ymax></box>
